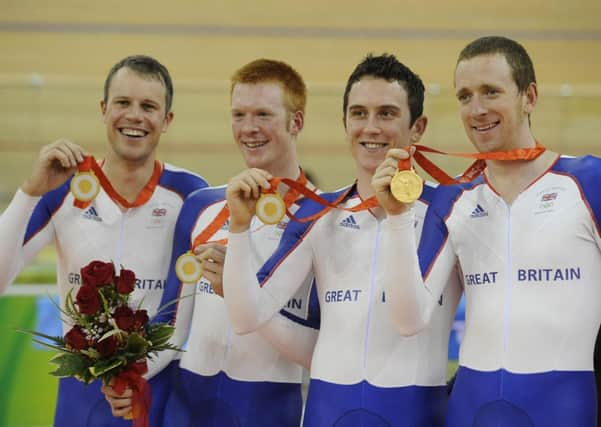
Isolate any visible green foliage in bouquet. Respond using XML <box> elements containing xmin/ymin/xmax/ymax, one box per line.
<box><xmin>19</xmin><ymin>260</ymin><xmax>180</xmax><ymax>385</ymax></box>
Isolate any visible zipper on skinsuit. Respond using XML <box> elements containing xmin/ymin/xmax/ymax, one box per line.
<box><xmin>362</xmin><ymin>220</ymin><xmax>382</xmax><ymax>407</ymax></box>
<box><xmin>501</xmin><ymin>203</ymin><xmax>513</xmax><ymax>400</ymax></box>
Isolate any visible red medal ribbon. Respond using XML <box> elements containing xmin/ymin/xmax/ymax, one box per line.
<box><xmin>276</xmin><ymin>142</ymin><xmax>545</xmax><ymax>221</ymax></box>
<box><xmin>277</xmin><ymin>180</ymin><xmax>378</xmax><ymax>223</ymax></box>
<box><xmin>190</xmin><ymin>206</ymin><xmax>230</xmax><ymax>250</ymax></box>
<box><xmin>397</xmin><ymin>157</ymin><xmax>411</xmax><ymax>172</ymax></box>
<box><xmin>190</xmin><ymin>143</ymin><xmax>545</xmax><ymax>247</ymax></box>
<box><xmin>112</xmin><ymin>361</ymin><xmax>151</xmax><ymax>427</ymax></box>
<box><xmin>190</xmin><ymin>170</ymin><xmax>309</xmax><ymax>251</ymax></box>
<box><xmin>411</xmin><ymin>142</ymin><xmax>545</xmax><ymax>185</ymax></box>
<box><xmin>73</xmin><ymin>156</ymin><xmax>163</xmax><ymax>209</ymax></box>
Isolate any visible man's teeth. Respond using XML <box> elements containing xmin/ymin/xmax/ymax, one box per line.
<box><xmin>475</xmin><ymin>122</ymin><xmax>498</xmax><ymax>131</ymax></box>
<box><xmin>362</xmin><ymin>142</ymin><xmax>387</xmax><ymax>149</ymax></box>
<box><xmin>244</xmin><ymin>141</ymin><xmax>267</xmax><ymax>148</ymax></box>
<box><xmin>121</xmin><ymin>128</ymin><xmax>146</xmax><ymax>137</ymax></box>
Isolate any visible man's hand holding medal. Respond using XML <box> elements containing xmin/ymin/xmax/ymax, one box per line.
<box><xmin>21</xmin><ymin>139</ymin><xmax>88</xmax><ymax>197</ymax></box>
<box><xmin>372</xmin><ymin>147</ymin><xmax>422</xmax><ymax>216</ymax></box>
<box><xmin>226</xmin><ymin>168</ymin><xmax>276</xmax><ymax>232</ymax></box>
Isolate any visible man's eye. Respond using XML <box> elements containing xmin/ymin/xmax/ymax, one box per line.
<box><xmin>457</xmin><ymin>94</ymin><xmax>470</xmax><ymax>103</ymax></box>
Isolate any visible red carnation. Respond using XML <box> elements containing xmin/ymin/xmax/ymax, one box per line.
<box><xmin>94</xmin><ymin>335</ymin><xmax>118</xmax><ymax>357</ymax></box>
<box><xmin>65</xmin><ymin>326</ymin><xmax>88</xmax><ymax>350</ymax></box>
<box><xmin>81</xmin><ymin>261</ymin><xmax>115</xmax><ymax>287</ymax></box>
<box><xmin>113</xmin><ymin>306</ymin><xmax>135</xmax><ymax>331</ymax></box>
<box><xmin>75</xmin><ymin>285</ymin><xmax>101</xmax><ymax>315</ymax></box>
<box><xmin>133</xmin><ymin>309</ymin><xmax>149</xmax><ymax>330</ymax></box>
<box><xmin>116</xmin><ymin>269</ymin><xmax>136</xmax><ymax>294</ymax></box>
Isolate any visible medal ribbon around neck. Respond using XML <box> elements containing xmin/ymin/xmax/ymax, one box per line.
<box><xmin>411</xmin><ymin>141</ymin><xmax>546</xmax><ymax>185</ymax></box>
<box><xmin>72</xmin><ymin>156</ymin><xmax>162</xmax><ymax>209</ymax></box>
<box><xmin>279</xmin><ymin>182</ymin><xmax>378</xmax><ymax>224</ymax></box>
<box><xmin>389</xmin><ymin>142</ymin><xmax>546</xmax><ymax>202</ymax></box>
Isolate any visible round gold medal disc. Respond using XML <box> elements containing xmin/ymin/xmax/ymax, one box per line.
<box><xmin>175</xmin><ymin>252</ymin><xmax>203</xmax><ymax>284</ymax></box>
<box><xmin>390</xmin><ymin>169</ymin><xmax>423</xmax><ymax>203</ymax></box>
<box><xmin>70</xmin><ymin>172</ymin><xmax>100</xmax><ymax>202</ymax></box>
<box><xmin>256</xmin><ymin>193</ymin><xmax>286</xmax><ymax>225</ymax></box>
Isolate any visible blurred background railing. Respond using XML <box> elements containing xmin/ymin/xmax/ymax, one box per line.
<box><xmin>2</xmin><ymin>76</ymin><xmax>600</xmax><ymax>205</ymax></box>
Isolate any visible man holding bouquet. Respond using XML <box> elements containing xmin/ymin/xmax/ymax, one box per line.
<box><xmin>0</xmin><ymin>55</ymin><xmax>208</xmax><ymax>427</ymax></box>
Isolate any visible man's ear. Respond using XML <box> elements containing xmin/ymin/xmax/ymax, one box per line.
<box><xmin>289</xmin><ymin>111</ymin><xmax>304</xmax><ymax>135</ymax></box>
<box><xmin>523</xmin><ymin>82</ymin><xmax>538</xmax><ymax>114</ymax></box>
<box><xmin>162</xmin><ymin>111</ymin><xmax>174</xmax><ymax>133</ymax></box>
<box><xmin>410</xmin><ymin>115</ymin><xmax>428</xmax><ymax>143</ymax></box>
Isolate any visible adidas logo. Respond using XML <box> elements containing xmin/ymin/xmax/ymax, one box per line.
<box><xmin>220</xmin><ymin>219</ymin><xmax>230</xmax><ymax>231</ymax></box>
<box><xmin>470</xmin><ymin>204</ymin><xmax>488</xmax><ymax>218</ymax></box>
<box><xmin>339</xmin><ymin>215</ymin><xmax>360</xmax><ymax>229</ymax></box>
<box><xmin>82</xmin><ymin>206</ymin><xmax>102</xmax><ymax>222</ymax></box>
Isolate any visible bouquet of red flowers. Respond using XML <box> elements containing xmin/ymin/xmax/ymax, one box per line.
<box><xmin>23</xmin><ymin>260</ymin><xmax>179</xmax><ymax>427</ymax></box>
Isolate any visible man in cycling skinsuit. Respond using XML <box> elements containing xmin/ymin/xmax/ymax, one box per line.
<box><xmin>374</xmin><ymin>36</ymin><xmax>601</xmax><ymax>426</ymax></box>
<box><xmin>0</xmin><ymin>55</ymin><xmax>209</xmax><ymax>427</ymax></box>
<box><xmin>223</xmin><ymin>54</ymin><xmax>462</xmax><ymax>427</ymax></box>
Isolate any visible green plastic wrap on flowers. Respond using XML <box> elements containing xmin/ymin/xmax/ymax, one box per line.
<box><xmin>19</xmin><ymin>260</ymin><xmax>182</xmax><ymax>385</ymax></box>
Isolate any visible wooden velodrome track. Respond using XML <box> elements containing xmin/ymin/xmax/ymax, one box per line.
<box><xmin>1</xmin><ymin>0</ymin><xmax>600</xmax><ymax>195</ymax></box>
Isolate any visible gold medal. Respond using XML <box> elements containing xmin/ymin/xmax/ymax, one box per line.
<box><xmin>390</xmin><ymin>169</ymin><xmax>423</xmax><ymax>203</ymax></box>
<box><xmin>175</xmin><ymin>252</ymin><xmax>203</xmax><ymax>284</ymax></box>
<box><xmin>70</xmin><ymin>171</ymin><xmax>100</xmax><ymax>202</ymax></box>
<box><xmin>256</xmin><ymin>193</ymin><xmax>286</xmax><ymax>225</ymax></box>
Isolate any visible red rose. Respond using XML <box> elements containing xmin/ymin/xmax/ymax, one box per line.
<box><xmin>75</xmin><ymin>285</ymin><xmax>101</xmax><ymax>315</ymax></box>
<box><xmin>65</xmin><ymin>326</ymin><xmax>88</xmax><ymax>350</ymax></box>
<box><xmin>116</xmin><ymin>269</ymin><xmax>136</xmax><ymax>294</ymax></box>
<box><xmin>81</xmin><ymin>261</ymin><xmax>115</xmax><ymax>287</ymax></box>
<box><xmin>94</xmin><ymin>335</ymin><xmax>118</xmax><ymax>357</ymax></box>
<box><xmin>113</xmin><ymin>306</ymin><xmax>135</xmax><ymax>331</ymax></box>
<box><xmin>133</xmin><ymin>309</ymin><xmax>149</xmax><ymax>330</ymax></box>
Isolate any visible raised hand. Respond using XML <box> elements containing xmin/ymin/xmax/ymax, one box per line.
<box><xmin>225</xmin><ymin>168</ymin><xmax>272</xmax><ymax>233</ymax></box>
<box><xmin>372</xmin><ymin>148</ymin><xmax>412</xmax><ymax>216</ymax></box>
<box><xmin>21</xmin><ymin>139</ymin><xmax>87</xmax><ymax>196</ymax></box>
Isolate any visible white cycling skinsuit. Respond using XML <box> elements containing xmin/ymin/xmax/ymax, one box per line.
<box><xmin>379</xmin><ymin>155</ymin><xmax>601</xmax><ymax>427</ymax></box>
<box><xmin>224</xmin><ymin>183</ymin><xmax>461</xmax><ymax>427</ymax></box>
<box><xmin>154</xmin><ymin>182</ymin><xmax>320</xmax><ymax>427</ymax></box>
<box><xmin>0</xmin><ymin>162</ymin><xmax>208</xmax><ymax>427</ymax></box>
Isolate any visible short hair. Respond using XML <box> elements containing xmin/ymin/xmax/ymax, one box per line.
<box><xmin>230</xmin><ymin>59</ymin><xmax>307</xmax><ymax>114</ymax></box>
<box><xmin>343</xmin><ymin>53</ymin><xmax>425</xmax><ymax>126</ymax></box>
<box><xmin>103</xmin><ymin>55</ymin><xmax>174</xmax><ymax>113</ymax></box>
<box><xmin>457</xmin><ymin>36</ymin><xmax>536</xmax><ymax>93</ymax></box>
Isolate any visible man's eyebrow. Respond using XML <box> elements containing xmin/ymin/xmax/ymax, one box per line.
<box><xmin>378</xmin><ymin>104</ymin><xmax>401</xmax><ymax>110</ymax></box>
<box><xmin>455</xmin><ymin>87</ymin><xmax>470</xmax><ymax>97</ymax></box>
<box><xmin>348</xmin><ymin>104</ymin><xmax>400</xmax><ymax>110</ymax></box>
